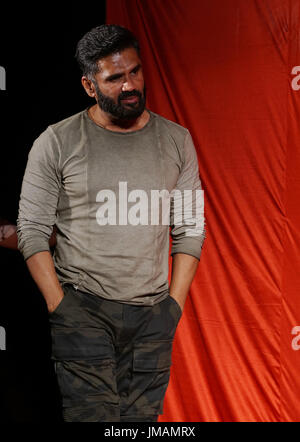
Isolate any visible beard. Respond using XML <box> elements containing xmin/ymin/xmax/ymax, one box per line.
<box><xmin>94</xmin><ymin>83</ymin><xmax>147</xmax><ymax>120</ymax></box>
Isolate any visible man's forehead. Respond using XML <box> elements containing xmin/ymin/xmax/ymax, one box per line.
<box><xmin>96</xmin><ymin>47</ymin><xmax>141</xmax><ymax>73</ymax></box>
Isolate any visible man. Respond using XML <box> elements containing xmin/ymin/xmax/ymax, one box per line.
<box><xmin>17</xmin><ymin>24</ymin><xmax>206</xmax><ymax>422</ymax></box>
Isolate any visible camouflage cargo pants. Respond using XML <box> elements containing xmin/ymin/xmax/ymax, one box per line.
<box><xmin>48</xmin><ymin>284</ymin><xmax>182</xmax><ymax>422</ymax></box>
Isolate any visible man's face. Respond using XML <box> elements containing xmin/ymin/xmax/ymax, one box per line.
<box><xmin>92</xmin><ymin>47</ymin><xmax>146</xmax><ymax>119</ymax></box>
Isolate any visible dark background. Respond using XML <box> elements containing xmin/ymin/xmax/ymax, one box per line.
<box><xmin>0</xmin><ymin>3</ymin><xmax>106</xmax><ymax>422</ymax></box>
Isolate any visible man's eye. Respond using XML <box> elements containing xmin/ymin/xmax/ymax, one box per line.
<box><xmin>110</xmin><ymin>77</ymin><xmax>121</xmax><ymax>82</ymax></box>
<box><xmin>131</xmin><ymin>67</ymin><xmax>140</xmax><ymax>75</ymax></box>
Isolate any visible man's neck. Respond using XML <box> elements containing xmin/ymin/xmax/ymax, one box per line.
<box><xmin>89</xmin><ymin>104</ymin><xmax>150</xmax><ymax>133</ymax></box>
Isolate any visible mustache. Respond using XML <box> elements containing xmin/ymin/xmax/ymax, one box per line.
<box><xmin>118</xmin><ymin>90</ymin><xmax>142</xmax><ymax>101</ymax></box>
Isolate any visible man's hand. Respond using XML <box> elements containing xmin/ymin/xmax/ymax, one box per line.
<box><xmin>26</xmin><ymin>251</ymin><xmax>65</xmax><ymax>314</ymax></box>
<box><xmin>47</xmin><ymin>292</ymin><xmax>65</xmax><ymax>314</ymax></box>
<box><xmin>169</xmin><ymin>253</ymin><xmax>199</xmax><ymax>312</ymax></box>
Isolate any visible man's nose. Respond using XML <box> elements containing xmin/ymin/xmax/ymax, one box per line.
<box><xmin>122</xmin><ymin>76</ymin><xmax>135</xmax><ymax>92</ymax></box>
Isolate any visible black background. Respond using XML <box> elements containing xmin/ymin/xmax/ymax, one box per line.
<box><xmin>0</xmin><ymin>3</ymin><xmax>106</xmax><ymax>422</ymax></box>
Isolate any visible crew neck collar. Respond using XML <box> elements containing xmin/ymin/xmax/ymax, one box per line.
<box><xmin>84</xmin><ymin>107</ymin><xmax>154</xmax><ymax>135</ymax></box>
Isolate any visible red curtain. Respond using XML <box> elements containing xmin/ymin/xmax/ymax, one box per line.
<box><xmin>106</xmin><ymin>0</ymin><xmax>300</xmax><ymax>422</ymax></box>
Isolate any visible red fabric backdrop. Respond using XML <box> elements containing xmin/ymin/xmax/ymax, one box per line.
<box><xmin>106</xmin><ymin>0</ymin><xmax>300</xmax><ymax>421</ymax></box>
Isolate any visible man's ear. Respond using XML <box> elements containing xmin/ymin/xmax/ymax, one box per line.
<box><xmin>81</xmin><ymin>76</ymin><xmax>96</xmax><ymax>98</ymax></box>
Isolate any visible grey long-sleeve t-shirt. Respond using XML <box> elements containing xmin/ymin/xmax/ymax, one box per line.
<box><xmin>17</xmin><ymin>108</ymin><xmax>205</xmax><ymax>305</ymax></box>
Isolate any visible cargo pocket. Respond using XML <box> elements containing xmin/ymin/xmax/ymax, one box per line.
<box><xmin>51</xmin><ymin>328</ymin><xmax>119</xmax><ymax>420</ymax></box>
<box><xmin>133</xmin><ymin>340</ymin><xmax>173</xmax><ymax>372</ymax></box>
<box><xmin>51</xmin><ymin>326</ymin><xmax>114</xmax><ymax>361</ymax></box>
<box><xmin>54</xmin><ymin>359</ymin><xmax>120</xmax><ymax>421</ymax></box>
<box><xmin>127</xmin><ymin>340</ymin><xmax>173</xmax><ymax>416</ymax></box>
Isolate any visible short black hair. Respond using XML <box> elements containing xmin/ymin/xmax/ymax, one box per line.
<box><xmin>75</xmin><ymin>24</ymin><xmax>140</xmax><ymax>79</ymax></box>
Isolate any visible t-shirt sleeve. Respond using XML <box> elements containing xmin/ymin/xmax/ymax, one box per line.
<box><xmin>170</xmin><ymin>130</ymin><xmax>206</xmax><ymax>260</ymax></box>
<box><xmin>17</xmin><ymin>127</ymin><xmax>61</xmax><ymax>260</ymax></box>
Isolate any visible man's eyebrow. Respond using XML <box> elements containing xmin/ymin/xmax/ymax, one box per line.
<box><xmin>105</xmin><ymin>72</ymin><xmax>123</xmax><ymax>82</ymax></box>
<box><xmin>105</xmin><ymin>64</ymin><xmax>141</xmax><ymax>82</ymax></box>
<box><xmin>131</xmin><ymin>63</ymin><xmax>141</xmax><ymax>72</ymax></box>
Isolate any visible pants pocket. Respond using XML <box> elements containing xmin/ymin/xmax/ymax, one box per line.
<box><xmin>167</xmin><ymin>295</ymin><xmax>183</xmax><ymax>322</ymax></box>
<box><xmin>48</xmin><ymin>284</ymin><xmax>75</xmax><ymax>318</ymax></box>
<box><xmin>133</xmin><ymin>340</ymin><xmax>173</xmax><ymax>372</ymax></box>
<box><xmin>50</xmin><ymin>327</ymin><xmax>114</xmax><ymax>361</ymax></box>
<box><xmin>49</xmin><ymin>292</ymin><xmax>69</xmax><ymax>317</ymax></box>
<box><xmin>52</xmin><ymin>326</ymin><xmax>119</xmax><ymax>421</ymax></box>
<box><xmin>54</xmin><ymin>359</ymin><xmax>120</xmax><ymax>421</ymax></box>
<box><xmin>126</xmin><ymin>340</ymin><xmax>173</xmax><ymax>416</ymax></box>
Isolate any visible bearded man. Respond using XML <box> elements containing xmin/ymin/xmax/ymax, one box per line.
<box><xmin>17</xmin><ymin>24</ymin><xmax>206</xmax><ymax>422</ymax></box>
